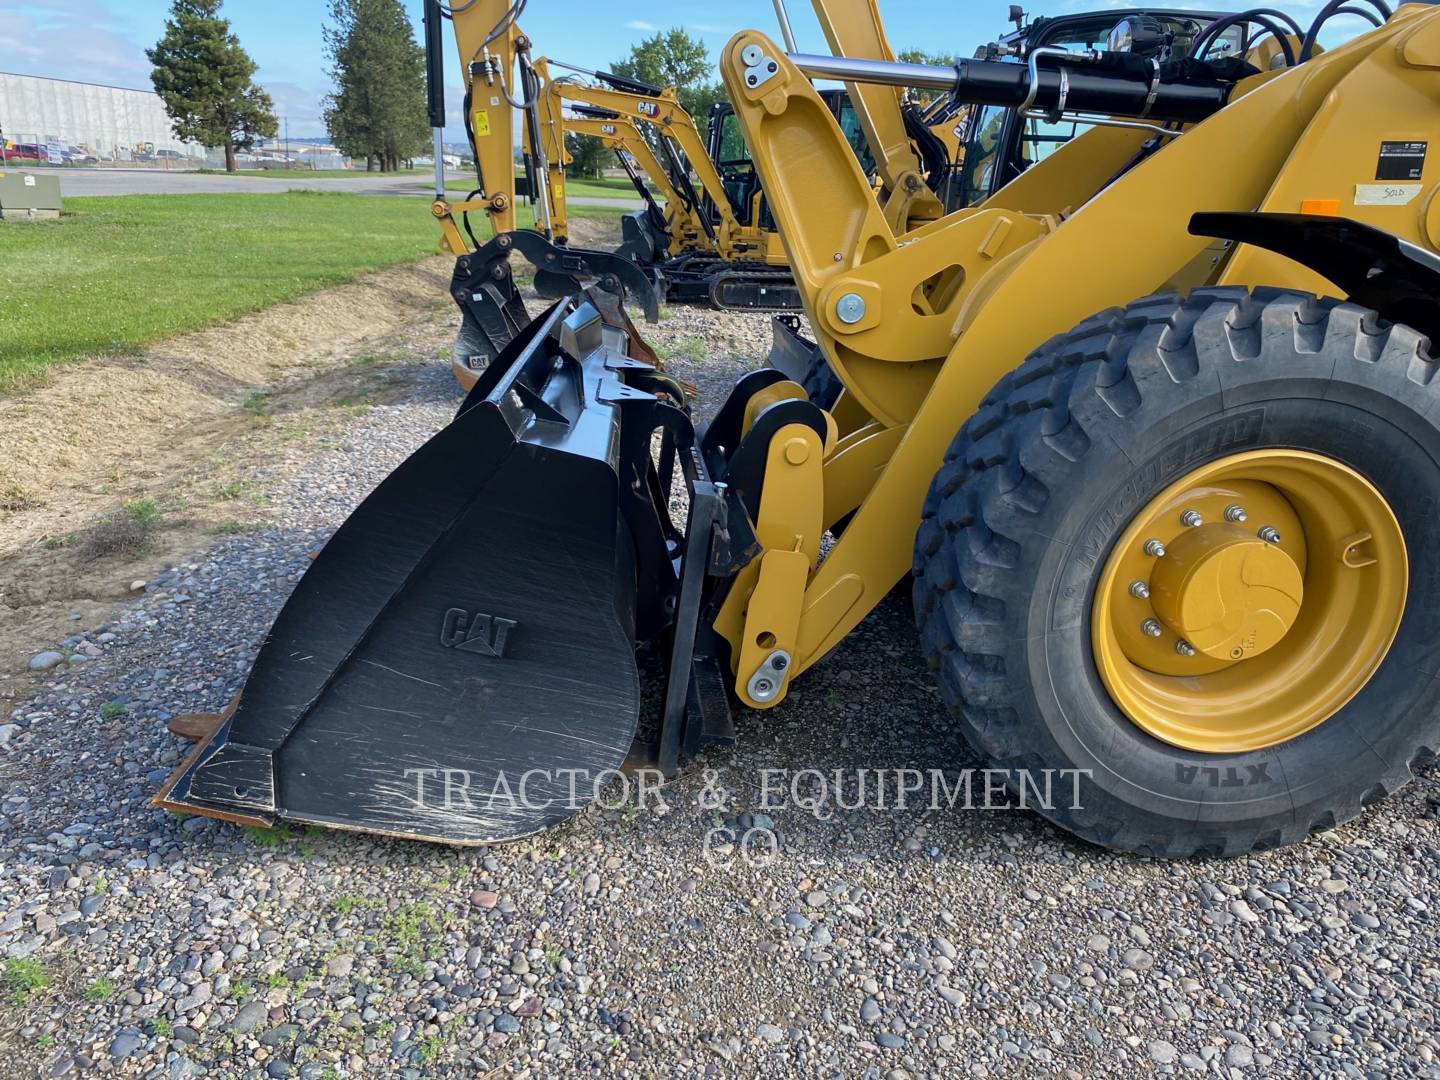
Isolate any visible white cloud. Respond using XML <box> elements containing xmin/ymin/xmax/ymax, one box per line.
<box><xmin>625</xmin><ymin>20</ymin><xmax>658</xmax><ymax>32</ymax></box>
<box><xmin>261</xmin><ymin>79</ymin><xmax>330</xmax><ymax>139</ymax></box>
<box><xmin>0</xmin><ymin>7</ymin><xmax>154</xmax><ymax>90</ymax></box>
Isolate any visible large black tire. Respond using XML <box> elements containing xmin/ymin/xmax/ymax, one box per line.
<box><xmin>913</xmin><ymin>288</ymin><xmax>1440</xmax><ymax>857</ymax></box>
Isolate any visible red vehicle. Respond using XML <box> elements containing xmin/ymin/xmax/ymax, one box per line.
<box><xmin>3</xmin><ymin>143</ymin><xmax>45</xmax><ymax>163</ymax></box>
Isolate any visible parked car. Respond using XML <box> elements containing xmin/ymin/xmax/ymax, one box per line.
<box><xmin>5</xmin><ymin>143</ymin><xmax>45</xmax><ymax>162</ymax></box>
<box><xmin>64</xmin><ymin>145</ymin><xmax>98</xmax><ymax>165</ymax></box>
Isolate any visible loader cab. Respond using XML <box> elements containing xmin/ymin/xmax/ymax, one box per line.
<box><xmin>706</xmin><ymin>91</ymin><xmax>874</xmax><ymax>229</ymax></box>
<box><xmin>956</xmin><ymin>8</ymin><xmax>1240</xmax><ymax>207</ymax></box>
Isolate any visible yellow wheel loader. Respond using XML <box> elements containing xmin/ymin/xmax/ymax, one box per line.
<box><xmin>160</xmin><ymin>1</ymin><xmax>1440</xmax><ymax>857</ymax></box>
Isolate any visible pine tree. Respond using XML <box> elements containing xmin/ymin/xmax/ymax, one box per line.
<box><xmin>147</xmin><ymin>0</ymin><xmax>277</xmax><ymax>172</ymax></box>
<box><xmin>323</xmin><ymin>0</ymin><xmax>429</xmax><ymax>173</ymax></box>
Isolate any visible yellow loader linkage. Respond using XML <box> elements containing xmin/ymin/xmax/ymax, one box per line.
<box><xmin>163</xmin><ymin>2</ymin><xmax>1440</xmax><ymax>857</ymax></box>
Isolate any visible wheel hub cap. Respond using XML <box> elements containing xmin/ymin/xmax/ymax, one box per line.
<box><xmin>1150</xmin><ymin>523</ymin><xmax>1303</xmax><ymax>661</ymax></box>
<box><xmin>1092</xmin><ymin>450</ymin><xmax>1407</xmax><ymax>753</ymax></box>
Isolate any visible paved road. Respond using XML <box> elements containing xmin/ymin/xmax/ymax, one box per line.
<box><xmin>43</xmin><ymin>168</ymin><xmax>641</xmax><ymax>208</ymax></box>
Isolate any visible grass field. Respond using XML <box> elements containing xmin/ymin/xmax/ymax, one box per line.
<box><xmin>0</xmin><ymin>191</ymin><xmax>619</xmax><ymax>392</ymax></box>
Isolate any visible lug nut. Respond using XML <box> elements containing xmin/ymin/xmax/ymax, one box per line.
<box><xmin>1129</xmin><ymin>580</ymin><xmax>1150</xmax><ymax>599</ymax></box>
<box><xmin>1258</xmin><ymin>526</ymin><xmax>1281</xmax><ymax>544</ymax></box>
<box><xmin>1142</xmin><ymin>619</ymin><xmax>1164</xmax><ymax>638</ymax></box>
<box><xmin>1176</xmin><ymin>640</ymin><xmax>1197</xmax><ymax>657</ymax></box>
<box><xmin>1144</xmin><ymin>538</ymin><xmax>1167</xmax><ymax>558</ymax></box>
<box><xmin>1225</xmin><ymin>504</ymin><xmax>1248</xmax><ymax>523</ymax></box>
<box><xmin>1180</xmin><ymin>509</ymin><xmax>1203</xmax><ymax>528</ymax></box>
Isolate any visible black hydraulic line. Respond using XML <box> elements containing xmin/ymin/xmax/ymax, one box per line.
<box><xmin>1189</xmin><ymin>11</ymin><xmax>1299</xmax><ymax>67</ymax></box>
<box><xmin>1187</xmin><ymin>8</ymin><xmax>1304</xmax><ymax>64</ymax></box>
<box><xmin>1331</xmin><ymin>6</ymin><xmax>1384</xmax><ymax>27</ymax></box>
<box><xmin>516</xmin><ymin>52</ymin><xmax>553</xmax><ymax>238</ymax></box>
<box><xmin>1300</xmin><ymin>0</ymin><xmax>1391</xmax><ymax>61</ymax></box>
<box><xmin>461</xmin><ymin>187</ymin><xmax>483</xmax><ymax>249</ymax></box>
<box><xmin>657</xmin><ymin>135</ymin><xmax>717</xmax><ymax>244</ymax></box>
<box><xmin>616</xmin><ymin>151</ymin><xmax>669</xmax><ymax>235</ymax></box>
<box><xmin>462</xmin><ymin>84</ymin><xmax>484</xmax><ymax>192</ymax></box>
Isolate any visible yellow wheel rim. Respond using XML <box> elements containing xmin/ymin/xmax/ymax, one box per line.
<box><xmin>1092</xmin><ymin>450</ymin><xmax>1407</xmax><ymax>753</ymax></box>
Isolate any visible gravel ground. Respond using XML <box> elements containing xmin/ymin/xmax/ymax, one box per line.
<box><xmin>3</xmin><ymin>300</ymin><xmax>1440</xmax><ymax>1079</ymax></box>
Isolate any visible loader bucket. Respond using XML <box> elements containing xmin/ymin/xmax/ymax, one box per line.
<box><xmin>159</xmin><ymin>295</ymin><xmax>727</xmax><ymax>844</ymax></box>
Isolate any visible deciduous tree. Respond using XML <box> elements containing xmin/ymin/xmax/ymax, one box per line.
<box><xmin>612</xmin><ymin>28</ymin><xmax>725</xmax><ymax>122</ymax></box>
<box><xmin>565</xmin><ymin>133</ymin><xmax>610</xmax><ymax>180</ymax></box>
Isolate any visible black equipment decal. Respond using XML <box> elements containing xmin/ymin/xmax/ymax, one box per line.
<box><xmin>1377</xmin><ymin>140</ymin><xmax>1427</xmax><ymax>181</ymax></box>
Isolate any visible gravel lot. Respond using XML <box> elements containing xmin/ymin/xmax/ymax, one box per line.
<box><xmin>2</xmin><ymin>298</ymin><xmax>1439</xmax><ymax>1079</ymax></box>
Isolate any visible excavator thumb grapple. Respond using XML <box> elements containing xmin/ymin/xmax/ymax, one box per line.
<box><xmin>450</xmin><ymin>234</ymin><xmax>661</xmax><ymax>386</ymax></box>
<box><xmin>159</xmin><ymin>295</ymin><xmax>736</xmax><ymax>842</ymax></box>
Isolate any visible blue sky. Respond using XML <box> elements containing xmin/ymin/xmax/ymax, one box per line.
<box><xmin>1</xmin><ymin>0</ymin><xmax>1373</xmax><ymax>140</ymax></box>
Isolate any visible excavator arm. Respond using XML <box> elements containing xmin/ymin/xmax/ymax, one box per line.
<box><xmin>807</xmin><ymin>0</ymin><xmax>948</xmax><ymax>230</ymax></box>
<box><xmin>423</xmin><ymin>0</ymin><xmax>660</xmax><ymax>386</ymax></box>
<box><xmin>426</xmin><ymin>0</ymin><xmax>532</xmax><ymax>250</ymax></box>
<box><xmin>541</xmin><ymin>80</ymin><xmax>755</xmax><ymax>251</ymax></box>
<box><xmin>560</xmin><ymin>113</ymin><xmax>707</xmax><ymax>256</ymax></box>
<box><xmin>536</xmin><ymin>74</ymin><xmax>713</xmax><ymax>257</ymax></box>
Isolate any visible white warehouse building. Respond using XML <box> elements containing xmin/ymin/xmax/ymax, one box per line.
<box><xmin>0</xmin><ymin>72</ymin><xmax>203</xmax><ymax>160</ymax></box>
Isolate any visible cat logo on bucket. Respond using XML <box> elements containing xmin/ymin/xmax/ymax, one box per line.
<box><xmin>440</xmin><ymin>608</ymin><xmax>517</xmax><ymax>658</ymax></box>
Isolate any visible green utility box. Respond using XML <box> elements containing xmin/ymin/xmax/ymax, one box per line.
<box><xmin>0</xmin><ymin>170</ymin><xmax>62</xmax><ymax>220</ymax></box>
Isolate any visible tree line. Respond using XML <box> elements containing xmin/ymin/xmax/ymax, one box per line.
<box><xmin>147</xmin><ymin>3</ymin><xmax>936</xmax><ymax>179</ymax></box>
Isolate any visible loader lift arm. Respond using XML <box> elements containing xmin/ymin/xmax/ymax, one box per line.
<box><xmin>711</xmin><ymin>7</ymin><xmax>1427</xmax><ymax>709</ymax></box>
<box><xmin>808</xmin><ymin>0</ymin><xmax>949</xmax><ymax>231</ymax></box>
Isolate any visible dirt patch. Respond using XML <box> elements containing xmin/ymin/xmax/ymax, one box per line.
<box><xmin>0</xmin><ymin>218</ymin><xmax>761</xmax><ymax>692</ymax></box>
<box><xmin>564</xmin><ymin>216</ymin><xmax>622</xmax><ymax>250</ymax></box>
<box><xmin>0</xmin><ymin>257</ymin><xmax>458</xmax><ymax>687</ymax></box>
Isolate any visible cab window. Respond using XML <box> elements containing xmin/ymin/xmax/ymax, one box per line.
<box><xmin>1020</xmin><ymin>114</ymin><xmax>1091</xmax><ymax>168</ymax></box>
<box><xmin>716</xmin><ymin>112</ymin><xmax>749</xmax><ymax>165</ymax></box>
<box><xmin>835</xmin><ymin>101</ymin><xmax>876</xmax><ymax>175</ymax></box>
<box><xmin>958</xmin><ymin>103</ymin><xmax>1007</xmax><ymax>206</ymax></box>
